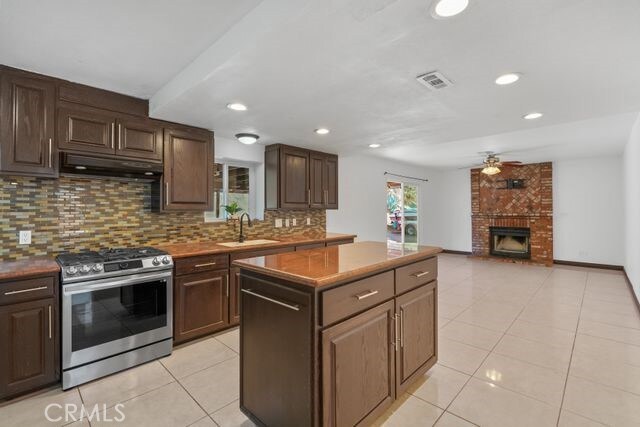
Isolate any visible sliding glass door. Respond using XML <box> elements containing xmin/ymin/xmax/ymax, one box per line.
<box><xmin>386</xmin><ymin>181</ymin><xmax>419</xmax><ymax>245</ymax></box>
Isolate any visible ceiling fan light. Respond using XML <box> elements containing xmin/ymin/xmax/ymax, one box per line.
<box><xmin>235</xmin><ymin>133</ymin><xmax>259</xmax><ymax>145</ymax></box>
<box><xmin>481</xmin><ymin>166</ymin><xmax>501</xmax><ymax>176</ymax></box>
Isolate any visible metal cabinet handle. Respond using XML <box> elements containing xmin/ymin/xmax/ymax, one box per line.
<box><xmin>400</xmin><ymin>310</ymin><xmax>405</xmax><ymax>348</ymax></box>
<box><xmin>118</xmin><ymin>124</ymin><xmax>122</xmax><ymax>150</ymax></box>
<box><xmin>48</xmin><ymin>305</ymin><xmax>52</xmax><ymax>340</ymax></box>
<box><xmin>4</xmin><ymin>286</ymin><xmax>48</xmax><ymax>296</ymax></box>
<box><xmin>307</xmin><ymin>189</ymin><xmax>311</xmax><ymax>204</ymax></box>
<box><xmin>241</xmin><ymin>289</ymin><xmax>300</xmax><ymax>311</ymax></box>
<box><xmin>165</xmin><ymin>182</ymin><xmax>169</xmax><ymax>206</ymax></box>
<box><xmin>194</xmin><ymin>262</ymin><xmax>217</xmax><ymax>268</ymax></box>
<box><xmin>393</xmin><ymin>313</ymin><xmax>399</xmax><ymax>351</ymax></box>
<box><xmin>355</xmin><ymin>290</ymin><xmax>379</xmax><ymax>300</ymax></box>
<box><xmin>411</xmin><ymin>271</ymin><xmax>430</xmax><ymax>278</ymax></box>
<box><xmin>48</xmin><ymin>138</ymin><xmax>53</xmax><ymax>168</ymax></box>
<box><xmin>324</xmin><ymin>190</ymin><xmax>328</xmax><ymax>205</ymax></box>
<box><xmin>226</xmin><ymin>275</ymin><xmax>229</xmax><ymax>298</ymax></box>
<box><xmin>111</xmin><ymin>123</ymin><xmax>115</xmax><ymax>149</ymax></box>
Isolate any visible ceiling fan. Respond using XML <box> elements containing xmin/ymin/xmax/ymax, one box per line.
<box><xmin>462</xmin><ymin>151</ymin><xmax>523</xmax><ymax>176</ymax></box>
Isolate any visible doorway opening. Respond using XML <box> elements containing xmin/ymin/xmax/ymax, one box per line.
<box><xmin>386</xmin><ymin>181</ymin><xmax>419</xmax><ymax>245</ymax></box>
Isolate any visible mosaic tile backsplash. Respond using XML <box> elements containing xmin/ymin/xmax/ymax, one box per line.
<box><xmin>0</xmin><ymin>175</ymin><xmax>326</xmax><ymax>260</ymax></box>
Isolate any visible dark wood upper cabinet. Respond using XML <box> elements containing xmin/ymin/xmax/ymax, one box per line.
<box><xmin>265</xmin><ymin>144</ymin><xmax>338</xmax><ymax>210</ymax></box>
<box><xmin>162</xmin><ymin>126</ymin><xmax>214</xmax><ymax>211</ymax></box>
<box><xmin>395</xmin><ymin>282</ymin><xmax>437</xmax><ymax>394</ymax></box>
<box><xmin>0</xmin><ymin>69</ymin><xmax>57</xmax><ymax>177</ymax></box>
<box><xmin>116</xmin><ymin>117</ymin><xmax>163</xmax><ymax>162</ymax></box>
<box><xmin>174</xmin><ymin>269</ymin><xmax>229</xmax><ymax>344</ymax></box>
<box><xmin>57</xmin><ymin>104</ymin><xmax>116</xmax><ymax>156</ymax></box>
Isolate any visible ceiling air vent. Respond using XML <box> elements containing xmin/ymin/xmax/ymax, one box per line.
<box><xmin>416</xmin><ymin>71</ymin><xmax>453</xmax><ymax>90</ymax></box>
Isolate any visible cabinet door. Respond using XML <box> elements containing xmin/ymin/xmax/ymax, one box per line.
<box><xmin>115</xmin><ymin>118</ymin><xmax>163</xmax><ymax>162</ymax></box>
<box><xmin>279</xmin><ymin>146</ymin><xmax>310</xmax><ymax>208</ymax></box>
<box><xmin>174</xmin><ymin>270</ymin><xmax>229</xmax><ymax>343</ymax></box>
<box><xmin>324</xmin><ymin>154</ymin><xmax>339</xmax><ymax>209</ymax></box>
<box><xmin>309</xmin><ymin>152</ymin><xmax>325</xmax><ymax>208</ymax></box>
<box><xmin>229</xmin><ymin>267</ymin><xmax>240</xmax><ymax>325</ymax></box>
<box><xmin>395</xmin><ymin>282</ymin><xmax>437</xmax><ymax>394</ymax></box>
<box><xmin>163</xmin><ymin>127</ymin><xmax>213</xmax><ymax>211</ymax></box>
<box><xmin>322</xmin><ymin>301</ymin><xmax>396</xmax><ymax>427</ymax></box>
<box><xmin>0</xmin><ymin>298</ymin><xmax>56</xmax><ymax>399</ymax></box>
<box><xmin>0</xmin><ymin>71</ymin><xmax>56</xmax><ymax>177</ymax></box>
<box><xmin>57</xmin><ymin>105</ymin><xmax>116</xmax><ymax>156</ymax></box>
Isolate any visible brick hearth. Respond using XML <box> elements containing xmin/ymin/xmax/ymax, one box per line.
<box><xmin>471</xmin><ymin>162</ymin><xmax>553</xmax><ymax>266</ymax></box>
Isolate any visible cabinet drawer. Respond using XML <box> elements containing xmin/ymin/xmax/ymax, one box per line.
<box><xmin>0</xmin><ymin>276</ymin><xmax>55</xmax><ymax>306</ymax></box>
<box><xmin>175</xmin><ymin>254</ymin><xmax>229</xmax><ymax>276</ymax></box>
<box><xmin>395</xmin><ymin>257</ymin><xmax>437</xmax><ymax>294</ymax></box>
<box><xmin>321</xmin><ymin>271</ymin><xmax>394</xmax><ymax>326</ymax></box>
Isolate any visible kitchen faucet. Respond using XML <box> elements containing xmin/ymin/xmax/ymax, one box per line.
<box><xmin>238</xmin><ymin>212</ymin><xmax>252</xmax><ymax>243</ymax></box>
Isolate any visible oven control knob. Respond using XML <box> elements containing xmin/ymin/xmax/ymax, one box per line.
<box><xmin>161</xmin><ymin>256</ymin><xmax>170</xmax><ymax>265</ymax></box>
<box><xmin>92</xmin><ymin>264</ymin><xmax>103</xmax><ymax>272</ymax></box>
<box><xmin>152</xmin><ymin>257</ymin><xmax>161</xmax><ymax>266</ymax></box>
<box><xmin>80</xmin><ymin>265</ymin><xmax>91</xmax><ymax>274</ymax></box>
<box><xmin>66</xmin><ymin>266</ymin><xmax>78</xmax><ymax>275</ymax></box>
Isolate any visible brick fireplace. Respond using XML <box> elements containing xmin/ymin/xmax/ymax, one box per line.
<box><xmin>471</xmin><ymin>162</ymin><xmax>553</xmax><ymax>266</ymax></box>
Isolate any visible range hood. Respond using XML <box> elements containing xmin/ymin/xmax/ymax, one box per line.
<box><xmin>60</xmin><ymin>153</ymin><xmax>163</xmax><ymax>179</ymax></box>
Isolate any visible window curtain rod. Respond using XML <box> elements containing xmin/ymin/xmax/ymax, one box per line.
<box><xmin>383</xmin><ymin>171</ymin><xmax>429</xmax><ymax>182</ymax></box>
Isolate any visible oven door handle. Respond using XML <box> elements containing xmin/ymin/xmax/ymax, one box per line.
<box><xmin>63</xmin><ymin>271</ymin><xmax>172</xmax><ymax>295</ymax></box>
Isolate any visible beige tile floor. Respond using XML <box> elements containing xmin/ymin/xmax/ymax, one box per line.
<box><xmin>2</xmin><ymin>254</ymin><xmax>640</xmax><ymax>426</ymax></box>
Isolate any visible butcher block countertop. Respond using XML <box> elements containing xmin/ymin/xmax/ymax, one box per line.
<box><xmin>159</xmin><ymin>232</ymin><xmax>356</xmax><ymax>259</ymax></box>
<box><xmin>233</xmin><ymin>241</ymin><xmax>442</xmax><ymax>287</ymax></box>
<box><xmin>0</xmin><ymin>257</ymin><xmax>60</xmax><ymax>282</ymax></box>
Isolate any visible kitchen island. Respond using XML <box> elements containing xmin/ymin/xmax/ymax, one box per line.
<box><xmin>233</xmin><ymin>241</ymin><xmax>442</xmax><ymax>427</ymax></box>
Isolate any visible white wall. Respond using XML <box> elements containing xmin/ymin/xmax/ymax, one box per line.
<box><xmin>624</xmin><ymin>115</ymin><xmax>640</xmax><ymax>298</ymax></box>
<box><xmin>326</xmin><ymin>155</ymin><xmax>441</xmax><ymax>246</ymax></box>
<box><xmin>553</xmin><ymin>157</ymin><xmax>625</xmax><ymax>265</ymax></box>
<box><xmin>430</xmin><ymin>169</ymin><xmax>472</xmax><ymax>252</ymax></box>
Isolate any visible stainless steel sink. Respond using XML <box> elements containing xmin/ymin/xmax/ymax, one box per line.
<box><xmin>218</xmin><ymin>239</ymin><xmax>279</xmax><ymax>248</ymax></box>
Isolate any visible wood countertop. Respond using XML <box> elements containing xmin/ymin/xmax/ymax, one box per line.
<box><xmin>158</xmin><ymin>232</ymin><xmax>357</xmax><ymax>259</ymax></box>
<box><xmin>233</xmin><ymin>241</ymin><xmax>442</xmax><ymax>287</ymax></box>
<box><xmin>0</xmin><ymin>257</ymin><xmax>60</xmax><ymax>282</ymax></box>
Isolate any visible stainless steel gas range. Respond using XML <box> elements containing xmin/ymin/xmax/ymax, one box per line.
<box><xmin>56</xmin><ymin>247</ymin><xmax>173</xmax><ymax>389</ymax></box>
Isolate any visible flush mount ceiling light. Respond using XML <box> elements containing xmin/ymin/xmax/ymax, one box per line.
<box><xmin>315</xmin><ymin>128</ymin><xmax>330</xmax><ymax>135</ymax></box>
<box><xmin>523</xmin><ymin>112</ymin><xmax>543</xmax><ymax>120</ymax></box>
<box><xmin>235</xmin><ymin>133</ymin><xmax>259</xmax><ymax>145</ymax></box>
<box><xmin>369</xmin><ymin>143</ymin><xmax>381</xmax><ymax>148</ymax></box>
<box><xmin>226</xmin><ymin>103</ymin><xmax>247</xmax><ymax>111</ymax></box>
<box><xmin>481</xmin><ymin>165</ymin><xmax>501</xmax><ymax>176</ymax></box>
<box><xmin>495</xmin><ymin>73</ymin><xmax>521</xmax><ymax>85</ymax></box>
<box><xmin>431</xmin><ymin>0</ymin><xmax>469</xmax><ymax>18</ymax></box>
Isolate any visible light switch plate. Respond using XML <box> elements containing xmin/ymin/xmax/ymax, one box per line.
<box><xmin>306</xmin><ymin>217</ymin><xmax>311</xmax><ymax>225</ymax></box>
<box><xmin>292</xmin><ymin>218</ymin><xmax>297</xmax><ymax>226</ymax></box>
<box><xmin>285</xmin><ymin>218</ymin><xmax>290</xmax><ymax>227</ymax></box>
<box><xmin>19</xmin><ymin>230</ymin><xmax>31</xmax><ymax>245</ymax></box>
<box><xmin>275</xmin><ymin>219</ymin><xmax>283</xmax><ymax>228</ymax></box>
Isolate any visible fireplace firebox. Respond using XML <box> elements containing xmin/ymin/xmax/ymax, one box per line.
<box><xmin>490</xmin><ymin>227</ymin><xmax>531</xmax><ymax>259</ymax></box>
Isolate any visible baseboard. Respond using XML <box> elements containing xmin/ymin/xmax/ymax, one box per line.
<box><xmin>623</xmin><ymin>268</ymin><xmax>640</xmax><ymax>315</ymax></box>
<box><xmin>553</xmin><ymin>259</ymin><xmax>624</xmax><ymax>271</ymax></box>
<box><xmin>442</xmin><ymin>249</ymin><xmax>472</xmax><ymax>255</ymax></box>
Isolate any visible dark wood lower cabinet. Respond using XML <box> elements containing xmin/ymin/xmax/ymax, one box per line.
<box><xmin>0</xmin><ymin>297</ymin><xmax>56</xmax><ymax>399</ymax></box>
<box><xmin>174</xmin><ymin>269</ymin><xmax>229</xmax><ymax>344</ymax></box>
<box><xmin>322</xmin><ymin>301</ymin><xmax>396</xmax><ymax>427</ymax></box>
<box><xmin>229</xmin><ymin>267</ymin><xmax>241</xmax><ymax>325</ymax></box>
<box><xmin>396</xmin><ymin>282</ymin><xmax>437</xmax><ymax>394</ymax></box>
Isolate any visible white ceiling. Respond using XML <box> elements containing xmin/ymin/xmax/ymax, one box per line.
<box><xmin>2</xmin><ymin>0</ymin><xmax>640</xmax><ymax>168</ymax></box>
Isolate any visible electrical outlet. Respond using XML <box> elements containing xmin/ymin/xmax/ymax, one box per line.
<box><xmin>19</xmin><ymin>230</ymin><xmax>31</xmax><ymax>245</ymax></box>
<box><xmin>306</xmin><ymin>217</ymin><xmax>311</xmax><ymax>226</ymax></box>
<box><xmin>275</xmin><ymin>219</ymin><xmax>283</xmax><ymax>228</ymax></box>
<box><xmin>292</xmin><ymin>218</ymin><xmax>297</xmax><ymax>226</ymax></box>
<box><xmin>285</xmin><ymin>218</ymin><xmax>290</xmax><ymax>227</ymax></box>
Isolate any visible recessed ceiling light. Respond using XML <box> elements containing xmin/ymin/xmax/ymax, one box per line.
<box><xmin>226</xmin><ymin>103</ymin><xmax>247</xmax><ymax>111</ymax></box>
<box><xmin>523</xmin><ymin>112</ymin><xmax>543</xmax><ymax>120</ymax></box>
<box><xmin>431</xmin><ymin>0</ymin><xmax>469</xmax><ymax>18</ymax></box>
<box><xmin>235</xmin><ymin>133</ymin><xmax>259</xmax><ymax>145</ymax></box>
<box><xmin>495</xmin><ymin>73</ymin><xmax>521</xmax><ymax>85</ymax></box>
<box><xmin>315</xmin><ymin>128</ymin><xmax>330</xmax><ymax>135</ymax></box>
<box><xmin>369</xmin><ymin>143</ymin><xmax>381</xmax><ymax>148</ymax></box>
